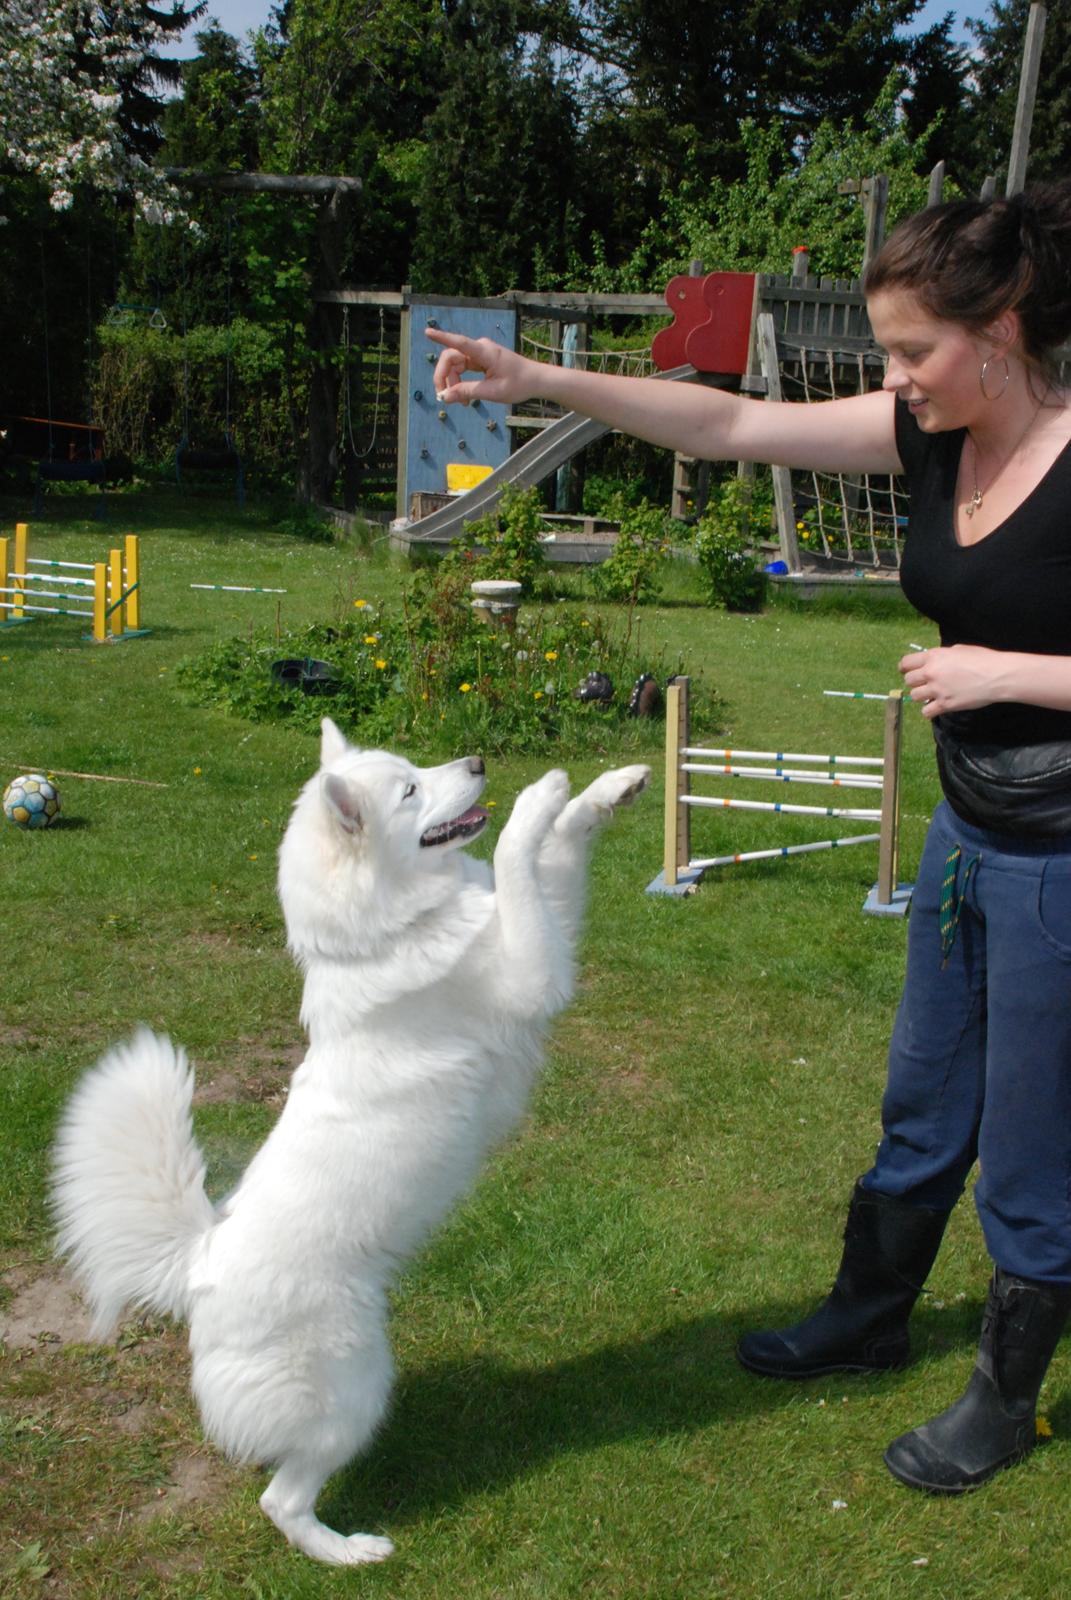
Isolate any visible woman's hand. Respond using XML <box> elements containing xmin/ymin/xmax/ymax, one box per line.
<box><xmin>898</xmin><ymin>645</ymin><xmax>1005</xmax><ymax>718</ymax></box>
<box><xmin>427</xmin><ymin>327</ymin><xmax>540</xmax><ymax>408</ymax></box>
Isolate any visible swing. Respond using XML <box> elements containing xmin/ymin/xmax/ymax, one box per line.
<box><xmin>33</xmin><ymin>230</ymin><xmax>107</xmax><ymax>516</ymax></box>
<box><xmin>174</xmin><ymin>213</ymin><xmax>245</xmax><ymax>505</ymax></box>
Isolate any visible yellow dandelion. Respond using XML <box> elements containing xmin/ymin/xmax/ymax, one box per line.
<box><xmin>375</xmin><ymin>658</ymin><xmax>387</xmax><ymax>670</ymax></box>
<box><xmin>354</xmin><ymin>598</ymin><xmax>368</xmax><ymax>608</ymax></box>
<box><xmin>534</xmin><ymin>690</ymin><xmax>544</xmax><ymax>700</ymax></box>
<box><xmin>545</xmin><ymin>650</ymin><xmax>558</xmax><ymax>662</ymax></box>
<box><xmin>248</xmin><ymin>853</ymin><xmax>258</xmax><ymax>861</ymax></box>
<box><xmin>364</xmin><ymin>634</ymin><xmax>378</xmax><ymax>645</ymax></box>
<box><xmin>459</xmin><ymin>682</ymin><xmax>472</xmax><ymax>693</ymax></box>
<box><xmin>193</xmin><ymin>766</ymin><xmax>202</xmax><ymax>775</ymax></box>
<box><xmin>1037</xmin><ymin>1415</ymin><xmax>1054</xmax><ymax>1438</ymax></box>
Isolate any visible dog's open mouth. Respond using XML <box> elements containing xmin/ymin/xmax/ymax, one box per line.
<box><xmin>420</xmin><ymin>805</ymin><xmax>490</xmax><ymax>848</ymax></box>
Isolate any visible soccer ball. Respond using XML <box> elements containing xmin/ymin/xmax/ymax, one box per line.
<box><xmin>3</xmin><ymin>773</ymin><xmax>61</xmax><ymax>829</ymax></box>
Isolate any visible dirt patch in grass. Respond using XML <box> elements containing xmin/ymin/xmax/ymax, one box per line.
<box><xmin>0</xmin><ymin>1267</ymin><xmax>96</xmax><ymax>1350</ymax></box>
<box><xmin>191</xmin><ymin>1032</ymin><xmax>304</xmax><ymax>1106</ymax></box>
<box><xmin>135</xmin><ymin>1449</ymin><xmax>236</xmax><ymax>1523</ymax></box>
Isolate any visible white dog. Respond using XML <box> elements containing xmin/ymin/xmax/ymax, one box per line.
<box><xmin>52</xmin><ymin>719</ymin><xmax>649</xmax><ymax>1565</ymax></box>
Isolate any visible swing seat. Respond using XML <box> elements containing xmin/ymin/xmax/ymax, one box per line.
<box><xmin>34</xmin><ymin>457</ymin><xmax>106</xmax><ymax>518</ymax></box>
<box><xmin>37</xmin><ymin>459</ymin><xmax>106</xmax><ymax>485</ymax></box>
<box><xmin>176</xmin><ymin>435</ymin><xmax>245</xmax><ymax>505</ymax></box>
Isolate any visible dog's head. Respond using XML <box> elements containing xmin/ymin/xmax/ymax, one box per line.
<box><xmin>278</xmin><ymin>719</ymin><xmax>489</xmax><ymax>961</ymax></box>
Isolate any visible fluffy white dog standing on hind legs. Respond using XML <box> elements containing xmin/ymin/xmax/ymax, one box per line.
<box><xmin>52</xmin><ymin>718</ymin><xmax>649</xmax><ymax>1566</ymax></box>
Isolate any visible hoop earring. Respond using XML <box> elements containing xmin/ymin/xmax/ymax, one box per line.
<box><xmin>980</xmin><ymin>355</ymin><xmax>1010</xmax><ymax>401</ymax></box>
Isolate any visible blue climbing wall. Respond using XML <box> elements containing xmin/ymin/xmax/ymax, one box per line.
<box><xmin>402</xmin><ymin>301</ymin><xmax>517</xmax><ymax>511</ymax></box>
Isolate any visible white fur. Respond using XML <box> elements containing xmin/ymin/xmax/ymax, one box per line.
<box><xmin>51</xmin><ymin>720</ymin><xmax>649</xmax><ymax>1565</ymax></box>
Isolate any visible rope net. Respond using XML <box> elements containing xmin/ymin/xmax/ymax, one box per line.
<box><xmin>778</xmin><ymin>345</ymin><xmax>909</xmax><ymax>569</ymax></box>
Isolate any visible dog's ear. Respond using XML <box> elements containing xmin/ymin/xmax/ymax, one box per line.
<box><xmin>321</xmin><ymin>773</ymin><xmax>365</xmax><ymax>835</ymax></box>
<box><xmin>320</xmin><ymin>718</ymin><xmax>352</xmax><ymax>768</ymax></box>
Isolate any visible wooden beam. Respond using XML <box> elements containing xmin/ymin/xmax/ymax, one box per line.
<box><xmin>163</xmin><ymin>170</ymin><xmax>362</xmax><ymax>195</ymax></box>
<box><xmin>1007</xmin><ymin>2</ymin><xmax>1047</xmax><ymax>195</ymax></box>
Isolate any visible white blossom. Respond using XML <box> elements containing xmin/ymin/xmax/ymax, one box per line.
<box><xmin>0</xmin><ymin>0</ymin><xmax>181</xmax><ymax>219</ymax></box>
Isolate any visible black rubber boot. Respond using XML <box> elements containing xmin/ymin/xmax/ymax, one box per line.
<box><xmin>736</xmin><ymin>1182</ymin><xmax>951</xmax><ymax>1379</ymax></box>
<box><xmin>884</xmin><ymin>1268</ymin><xmax>1071</xmax><ymax>1493</ymax></box>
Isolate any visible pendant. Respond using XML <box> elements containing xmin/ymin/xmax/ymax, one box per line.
<box><xmin>966</xmin><ymin>488</ymin><xmax>983</xmax><ymax>518</ymax></box>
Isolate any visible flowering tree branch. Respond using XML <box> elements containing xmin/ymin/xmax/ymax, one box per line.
<box><xmin>0</xmin><ymin>0</ymin><xmax>188</xmax><ymax>217</ymax></box>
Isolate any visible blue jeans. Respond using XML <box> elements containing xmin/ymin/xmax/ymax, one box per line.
<box><xmin>862</xmin><ymin>801</ymin><xmax>1071</xmax><ymax>1284</ymax></box>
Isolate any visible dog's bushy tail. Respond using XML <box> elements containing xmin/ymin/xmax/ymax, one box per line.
<box><xmin>52</xmin><ymin>1028</ymin><xmax>216</xmax><ymax>1339</ymax></box>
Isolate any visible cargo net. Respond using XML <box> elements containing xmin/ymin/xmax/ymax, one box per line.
<box><xmin>514</xmin><ymin>326</ymin><xmax>658</xmax><ymax>424</ymax></box>
<box><xmin>779</xmin><ymin>345</ymin><xmax>909</xmax><ymax>569</ymax></box>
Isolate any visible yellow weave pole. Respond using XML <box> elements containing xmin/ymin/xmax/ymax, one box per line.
<box><xmin>109</xmin><ymin>547</ymin><xmax>123</xmax><ymax>637</ymax></box>
<box><xmin>13</xmin><ymin>522</ymin><xmax>27</xmax><ymax>619</ymax></box>
<box><xmin>0</xmin><ymin>537</ymin><xmax>8</xmax><ymax>621</ymax></box>
<box><xmin>124</xmin><ymin>535</ymin><xmax>140</xmax><ymax>631</ymax></box>
<box><xmin>92</xmin><ymin>562</ymin><xmax>107</xmax><ymax>642</ymax></box>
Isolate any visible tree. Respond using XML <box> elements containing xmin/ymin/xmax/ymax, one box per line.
<box><xmin>409</xmin><ymin>0</ymin><xmax>583</xmax><ymax>293</ymax></box>
<box><xmin>0</xmin><ymin>0</ymin><xmax>204</xmax><ymax>215</ymax></box>
<box><xmin>968</xmin><ymin>0</ymin><xmax>1071</xmax><ymax>186</ymax></box>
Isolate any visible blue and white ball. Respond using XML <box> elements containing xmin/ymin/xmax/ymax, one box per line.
<box><xmin>3</xmin><ymin>773</ymin><xmax>61</xmax><ymax>829</ymax></box>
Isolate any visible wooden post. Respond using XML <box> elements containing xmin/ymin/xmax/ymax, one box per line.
<box><xmin>861</xmin><ymin>175</ymin><xmax>889</xmax><ymax>272</ymax></box>
<box><xmin>980</xmin><ymin>175</ymin><xmax>998</xmax><ymax>200</ymax></box>
<box><xmin>927</xmin><ymin>161</ymin><xmax>946</xmax><ymax>208</ymax></box>
<box><xmin>755</xmin><ymin>313</ymin><xmax>801</xmax><ymax>572</ymax></box>
<box><xmin>395</xmin><ymin>291</ymin><xmax>412</xmax><ymax>522</ymax></box>
<box><xmin>876</xmin><ymin>690</ymin><xmax>904</xmax><ymax>904</ymax></box>
<box><xmin>672</xmin><ymin>263</ymin><xmax>705</xmax><ymax>520</ymax></box>
<box><xmin>663</xmin><ymin>678</ymin><xmax>691</xmax><ymax>888</ymax></box>
<box><xmin>1007</xmin><ymin>2</ymin><xmax>1047</xmax><ymax>195</ymax></box>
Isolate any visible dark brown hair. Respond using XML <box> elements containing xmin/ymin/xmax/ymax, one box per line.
<box><xmin>864</xmin><ymin>181</ymin><xmax>1071</xmax><ymax>380</ymax></box>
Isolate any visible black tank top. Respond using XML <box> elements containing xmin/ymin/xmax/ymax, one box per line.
<box><xmin>895</xmin><ymin>396</ymin><xmax>1071</xmax><ymax>748</ymax></box>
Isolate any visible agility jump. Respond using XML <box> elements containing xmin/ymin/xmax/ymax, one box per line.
<box><xmin>648</xmin><ymin>677</ymin><xmax>909</xmax><ymax>915</ymax></box>
<box><xmin>0</xmin><ymin>523</ymin><xmax>145</xmax><ymax>643</ymax></box>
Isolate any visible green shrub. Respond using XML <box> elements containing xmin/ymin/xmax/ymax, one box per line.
<box><xmin>177</xmin><ymin>564</ymin><xmax>703</xmax><ymax>757</ymax></box>
<box><xmin>696</xmin><ymin>476</ymin><xmax>769</xmax><ymax>611</ymax></box>
<box><xmin>590</xmin><ymin>497</ymin><xmax>674</xmax><ymax>605</ymax></box>
<box><xmin>445</xmin><ymin>483</ymin><xmax>548</xmax><ymax>594</ymax></box>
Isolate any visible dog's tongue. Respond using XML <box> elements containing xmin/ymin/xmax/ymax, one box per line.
<box><xmin>420</xmin><ymin>804</ymin><xmax>491</xmax><ymax>847</ymax></box>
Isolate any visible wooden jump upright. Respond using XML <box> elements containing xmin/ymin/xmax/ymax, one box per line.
<box><xmin>648</xmin><ymin>677</ymin><xmax>911</xmax><ymax>915</ymax></box>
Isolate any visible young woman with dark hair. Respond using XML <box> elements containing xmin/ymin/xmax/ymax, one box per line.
<box><xmin>429</xmin><ymin>181</ymin><xmax>1071</xmax><ymax>1492</ymax></box>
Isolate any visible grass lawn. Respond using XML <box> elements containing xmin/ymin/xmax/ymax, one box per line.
<box><xmin>1</xmin><ymin>490</ymin><xmax>1067</xmax><ymax>1599</ymax></box>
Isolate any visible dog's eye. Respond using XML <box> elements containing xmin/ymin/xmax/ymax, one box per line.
<box><xmin>403</xmin><ymin>783</ymin><xmax>417</xmax><ymax>800</ymax></box>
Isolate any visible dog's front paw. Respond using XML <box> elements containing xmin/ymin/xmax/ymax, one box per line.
<box><xmin>502</xmin><ymin>768</ymin><xmax>571</xmax><ymax>844</ymax></box>
<box><xmin>578</xmin><ymin>764</ymin><xmax>651</xmax><ymax>820</ymax></box>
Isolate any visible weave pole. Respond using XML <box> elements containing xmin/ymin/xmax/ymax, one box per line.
<box><xmin>0</xmin><ymin>526</ymin><xmax>147</xmax><ymax>643</ymax></box>
<box><xmin>647</xmin><ymin>677</ymin><xmax>911</xmax><ymax>915</ymax></box>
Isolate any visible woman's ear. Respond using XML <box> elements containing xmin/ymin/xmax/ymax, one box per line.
<box><xmin>983</xmin><ymin>309</ymin><xmax>1022</xmax><ymax>354</ymax></box>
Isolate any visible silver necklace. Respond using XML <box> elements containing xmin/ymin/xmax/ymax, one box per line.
<box><xmin>966</xmin><ymin>399</ymin><xmax>1046</xmax><ymax>517</ymax></box>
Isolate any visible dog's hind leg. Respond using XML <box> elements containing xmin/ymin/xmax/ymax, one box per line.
<box><xmin>260</xmin><ymin>1456</ymin><xmax>394</xmax><ymax>1566</ymax></box>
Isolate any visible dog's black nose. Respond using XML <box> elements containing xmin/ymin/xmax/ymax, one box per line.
<box><xmin>468</xmin><ymin>757</ymin><xmax>486</xmax><ymax>776</ymax></box>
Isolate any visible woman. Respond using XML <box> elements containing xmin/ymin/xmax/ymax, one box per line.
<box><xmin>429</xmin><ymin>182</ymin><xmax>1071</xmax><ymax>1494</ymax></box>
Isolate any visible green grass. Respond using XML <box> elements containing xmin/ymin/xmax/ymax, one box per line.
<box><xmin>1</xmin><ymin>491</ymin><xmax>1067</xmax><ymax>1598</ymax></box>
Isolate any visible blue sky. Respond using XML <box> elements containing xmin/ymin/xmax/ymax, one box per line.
<box><xmin>169</xmin><ymin>1</ymin><xmax>977</xmax><ymax>60</ymax></box>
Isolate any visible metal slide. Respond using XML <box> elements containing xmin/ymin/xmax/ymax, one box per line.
<box><xmin>398</xmin><ymin>364</ymin><xmax>702</xmax><ymax>547</ymax></box>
